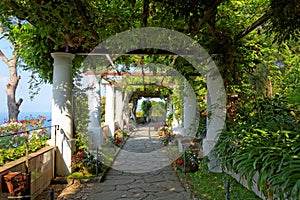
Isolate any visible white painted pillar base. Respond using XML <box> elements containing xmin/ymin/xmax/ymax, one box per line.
<box><xmin>172</xmin><ymin>106</ymin><xmax>181</xmax><ymax>135</ymax></box>
<box><xmin>183</xmin><ymin>80</ymin><xmax>197</xmax><ymax>136</ymax></box>
<box><xmin>170</xmin><ymin>103</ymin><xmax>184</xmax><ymax>152</ymax></box>
<box><xmin>203</xmin><ymin>138</ymin><xmax>222</xmax><ymax>172</ymax></box>
<box><xmin>50</xmin><ymin>52</ymin><xmax>75</xmax><ymax>176</ymax></box>
<box><xmin>115</xmin><ymin>89</ymin><xmax>124</xmax><ymax>130</ymax></box>
<box><xmin>105</xmin><ymin>85</ymin><xmax>115</xmax><ymax>136</ymax></box>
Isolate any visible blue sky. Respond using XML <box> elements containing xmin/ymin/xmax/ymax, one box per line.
<box><xmin>0</xmin><ymin>37</ymin><xmax>52</xmax><ymax>113</ymax></box>
<box><xmin>0</xmin><ymin>35</ymin><xmax>165</xmax><ymax>114</ymax></box>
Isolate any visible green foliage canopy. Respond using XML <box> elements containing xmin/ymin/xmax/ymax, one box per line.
<box><xmin>0</xmin><ymin>0</ymin><xmax>298</xmax><ymax>85</ymax></box>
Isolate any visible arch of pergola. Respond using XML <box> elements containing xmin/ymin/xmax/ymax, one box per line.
<box><xmin>50</xmin><ymin>52</ymin><xmax>202</xmax><ymax>175</ymax></box>
<box><xmin>83</xmin><ymin>64</ymin><xmax>196</xmax><ymax>141</ymax></box>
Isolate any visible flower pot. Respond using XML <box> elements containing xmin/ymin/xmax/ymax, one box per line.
<box><xmin>3</xmin><ymin>171</ymin><xmax>28</xmax><ymax>196</ymax></box>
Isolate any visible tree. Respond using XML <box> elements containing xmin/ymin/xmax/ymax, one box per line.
<box><xmin>141</xmin><ymin>99</ymin><xmax>152</xmax><ymax>122</ymax></box>
<box><xmin>0</xmin><ymin>0</ymin><xmax>298</xmax><ymax>119</ymax></box>
<box><xmin>0</xmin><ymin>0</ymin><xmax>298</xmax><ymax>86</ymax></box>
<box><xmin>0</xmin><ymin>23</ymin><xmax>22</xmax><ymax>120</ymax></box>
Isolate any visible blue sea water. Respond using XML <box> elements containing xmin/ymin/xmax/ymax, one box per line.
<box><xmin>0</xmin><ymin>112</ymin><xmax>52</xmax><ymax>127</ymax></box>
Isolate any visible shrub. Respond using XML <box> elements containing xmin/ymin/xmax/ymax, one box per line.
<box><xmin>0</xmin><ymin>116</ymin><xmax>50</xmax><ymax>166</ymax></box>
<box><xmin>216</xmin><ymin>96</ymin><xmax>300</xmax><ymax>199</ymax></box>
<box><xmin>71</xmin><ymin>150</ymin><xmax>101</xmax><ymax>175</ymax></box>
<box><xmin>157</xmin><ymin>125</ymin><xmax>175</xmax><ymax>145</ymax></box>
<box><xmin>107</xmin><ymin>129</ymin><xmax>129</xmax><ymax>147</ymax></box>
<box><xmin>172</xmin><ymin>147</ymin><xmax>203</xmax><ymax>173</ymax></box>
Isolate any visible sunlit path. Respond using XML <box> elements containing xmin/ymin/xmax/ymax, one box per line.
<box><xmin>89</xmin><ymin>124</ymin><xmax>190</xmax><ymax>200</ymax></box>
<box><xmin>112</xmin><ymin>125</ymin><xmax>171</xmax><ymax>173</ymax></box>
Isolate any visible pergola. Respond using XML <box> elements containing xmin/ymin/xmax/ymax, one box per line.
<box><xmin>82</xmin><ymin>59</ymin><xmax>191</xmax><ymax>142</ymax></box>
<box><xmin>50</xmin><ymin>27</ymin><xmax>226</xmax><ymax>176</ymax></box>
<box><xmin>50</xmin><ymin>53</ymin><xmax>198</xmax><ymax>175</ymax></box>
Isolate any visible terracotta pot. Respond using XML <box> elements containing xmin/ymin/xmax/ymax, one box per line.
<box><xmin>3</xmin><ymin>171</ymin><xmax>27</xmax><ymax>195</ymax></box>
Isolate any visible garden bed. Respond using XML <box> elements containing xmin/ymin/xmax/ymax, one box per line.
<box><xmin>176</xmin><ymin>158</ymin><xmax>261</xmax><ymax>200</ymax></box>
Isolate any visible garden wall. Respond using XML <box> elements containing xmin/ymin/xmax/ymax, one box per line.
<box><xmin>0</xmin><ymin>146</ymin><xmax>55</xmax><ymax>200</ymax></box>
<box><xmin>228</xmin><ymin>171</ymin><xmax>268</xmax><ymax>199</ymax></box>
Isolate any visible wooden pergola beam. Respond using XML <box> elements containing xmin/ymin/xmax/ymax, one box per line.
<box><xmin>76</xmin><ymin>49</ymin><xmax>189</xmax><ymax>56</ymax></box>
<box><xmin>84</xmin><ymin>71</ymin><xmax>174</xmax><ymax>77</ymax></box>
<box><xmin>102</xmin><ymin>82</ymin><xmax>176</xmax><ymax>87</ymax></box>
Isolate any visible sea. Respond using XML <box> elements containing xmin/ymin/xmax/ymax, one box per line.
<box><xmin>0</xmin><ymin>112</ymin><xmax>52</xmax><ymax>127</ymax></box>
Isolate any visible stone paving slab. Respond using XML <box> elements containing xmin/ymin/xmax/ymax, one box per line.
<box><xmin>89</xmin><ymin>125</ymin><xmax>190</xmax><ymax>200</ymax></box>
<box><xmin>89</xmin><ymin>168</ymin><xmax>189</xmax><ymax>200</ymax></box>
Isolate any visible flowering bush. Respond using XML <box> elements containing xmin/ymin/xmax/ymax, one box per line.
<box><xmin>157</xmin><ymin>125</ymin><xmax>175</xmax><ymax>145</ymax></box>
<box><xmin>160</xmin><ymin>134</ymin><xmax>176</xmax><ymax>146</ymax></box>
<box><xmin>172</xmin><ymin>147</ymin><xmax>203</xmax><ymax>172</ymax></box>
<box><xmin>107</xmin><ymin>129</ymin><xmax>129</xmax><ymax>147</ymax></box>
<box><xmin>0</xmin><ymin>116</ymin><xmax>50</xmax><ymax>166</ymax></box>
<box><xmin>108</xmin><ymin>136</ymin><xmax>124</xmax><ymax>147</ymax></box>
<box><xmin>0</xmin><ymin>121</ymin><xmax>27</xmax><ymax>148</ymax></box>
<box><xmin>71</xmin><ymin>150</ymin><xmax>101</xmax><ymax>175</ymax></box>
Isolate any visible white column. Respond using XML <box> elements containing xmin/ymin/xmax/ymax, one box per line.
<box><xmin>171</xmin><ymin>104</ymin><xmax>181</xmax><ymax>135</ymax></box>
<box><xmin>105</xmin><ymin>84</ymin><xmax>115</xmax><ymax>136</ymax></box>
<box><xmin>183</xmin><ymin>80</ymin><xmax>197</xmax><ymax>136</ymax></box>
<box><xmin>174</xmin><ymin>80</ymin><xmax>197</xmax><ymax>152</ymax></box>
<box><xmin>115</xmin><ymin>89</ymin><xmax>123</xmax><ymax>129</ymax></box>
<box><xmin>202</xmin><ymin>62</ymin><xmax>226</xmax><ymax>172</ymax></box>
<box><xmin>50</xmin><ymin>52</ymin><xmax>75</xmax><ymax>176</ymax></box>
<box><xmin>203</xmin><ymin>91</ymin><xmax>222</xmax><ymax>172</ymax></box>
<box><xmin>86</xmin><ymin>74</ymin><xmax>102</xmax><ymax>149</ymax></box>
<box><xmin>122</xmin><ymin>91</ymin><xmax>131</xmax><ymax>129</ymax></box>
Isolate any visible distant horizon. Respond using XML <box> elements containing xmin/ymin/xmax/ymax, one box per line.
<box><xmin>0</xmin><ymin>111</ymin><xmax>52</xmax><ymax>124</ymax></box>
<box><xmin>0</xmin><ymin>111</ymin><xmax>52</xmax><ymax>117</ymax></box>
<box><xmin>0</xmin><ymin>111</ymin><xmax>51</xmax><ymax>113</ymax></box>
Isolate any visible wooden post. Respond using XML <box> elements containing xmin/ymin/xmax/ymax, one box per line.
<box><xmin>25</xmin><ymin>132</ymin><xmax>29</xmax><ymax>174</ymax></box>
<box><xmin>183</xmin><ymin>146</ymin><xmax>187</xmax><ymax>175</ymax></box>
<box><xmin>96</xmin><ymin>148</ymin><xmax>99</xmax><ymax>176</ymax></box>
<box><xmin>25</xmin><ymin>131</ymin><xmax>30</xmax><ymax>199</ymax></box>
<box><xmin>53</xmin><ymin>125</ymin><xmax>59</xmax><ymax>178</ymax></box>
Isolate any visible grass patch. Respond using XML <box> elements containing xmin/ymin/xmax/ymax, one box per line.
<box><xmin>68</xmin><ymin>165</ymin><xmax>108</xmax><ymax>180</ymax></box>
<box><xmin>178</xmin><ymin>157</ymin><xmax>261</xmax><ymax>200</ymax></box>
<box><xmin>68</xmin><ymin>172</ymin><xmax>96</xmax><ymax>179</ymax></box>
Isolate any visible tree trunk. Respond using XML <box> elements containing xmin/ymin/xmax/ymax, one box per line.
<box><xmin>0</xmin><ymin>50</ymin><xmax>23</xmax><ymax>120</ymax></box>
<box><xmin>266</xmin><ymin>80</ymin><xmax>272</xmax><ymax>98</ymax></box>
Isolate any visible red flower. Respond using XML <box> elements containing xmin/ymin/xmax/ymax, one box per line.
<box><xmin>177</xmin><ymin>159</ymin><xmax>184</xmax><ymax>165</ymax></box>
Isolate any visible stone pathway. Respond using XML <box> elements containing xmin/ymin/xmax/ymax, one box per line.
<box><xmin>89</xmin><ymin>124</ymin><xmax>190</xmax><ymax>200</ymax></box>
